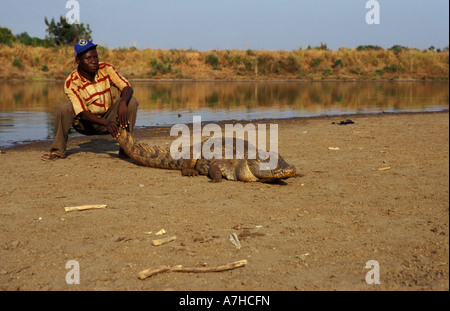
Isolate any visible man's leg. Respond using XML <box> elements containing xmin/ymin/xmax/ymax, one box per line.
<box><xmin>44</xmin><ymin>100</ymin><xmax>76</xmax><ymax>159</ymax></box>
<box><xmin>126</xmin><ymin>97</ymin><xmax>139</xmax><ymax>133</ymax></box>
<box><xmin>102</xmin><ymin>97</ymin><xmax>139</xmax><ymax>132</ymax></box>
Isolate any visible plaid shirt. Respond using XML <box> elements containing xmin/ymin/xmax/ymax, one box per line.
<box><xmin>64</xmin><ymin>63</ymin><xmax>130</xmax><ymax>116</ymax></box>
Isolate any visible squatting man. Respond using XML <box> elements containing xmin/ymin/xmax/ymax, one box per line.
<box><xmin>41</xmin><ymin>39</ymin><xmax>138</xmax><ymax>161</ymax></box>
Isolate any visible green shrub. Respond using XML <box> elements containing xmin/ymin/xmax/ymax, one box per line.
<box><xmin>246</xmin><ymin>49</ymin><xmax>255</xmax><ymax>56</ymax></box>
<box><xmin>334</xmin><ymin>58</ymin><xmax>344</xmax><ymax>68</ymax></box>
<box><xmin>16</xmin><ymin>32</ymin><xmax>50</xmax><ymax>47</ymax></box>
<box><xmin>316</xmin><ymin>42</ymin><xmax>328</xmax><ymax>51</ymax></box>
<box><xmin>229</xmin><ymin>54</ymin><xmax>242</xmax><ymax>66</ymax></box>
<box><xmin>356</xmin><ymin>45</ymin><xmax>382</xmax><ymax>51</ymax></box>
<box><xmin>322</xmin><ymin>68</ymin><xmax>333</xmax><ymax>76</ymax></box>
<box><xmin>383</xmin><ymin>63</ymin><xmax>404</xmax><ymax>73</ymax></box>
<box><xmin>0</xmin><ymin>27</ymin><xmax>16</xmax><ymax>46</ymax></box>
<box><xmin>12</xmin><ymin>57</ymin><xmax>24</xmax><ymax>69</ymax></box>
<box><xmin>311</xmin><ymin>57</ymin><xmax>322</xmax><ymax>68</ymax></box>
<box><xmin>375</xmin><ymin>69</ymin><xmax>384</xmax><ymax>76</ymax></box>
<box><xmin>150</xmin><ymin>57</ymin><xmax>171</xmax><ymax>75</ymax></box>
<box><xmin>205</xmin><ymin>54</ymin><xmax>219</xmax><ymax>67</ymax></box>
<box><xmin>389</xmin><ymin>45</ymin><xmax>409</xmax><ymax>54</ymax></box>
<box><xmin>285</xmin><ymin>55</ymin><xmax>301</xmax><ymax>73</ymax></box>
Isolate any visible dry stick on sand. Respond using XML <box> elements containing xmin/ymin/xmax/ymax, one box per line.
<box><xmin>138</xmin><ymin>260</ymin><xmax>248</xmax><ymax>280</ymax></box>
<box><xmin>152</xmin><ymin>236</ymin><xmax>177</xmax><ymax>246</ymax></box>
<box><xmin>64</xmin><ymin>204</ymin><xmax>107</xmax><ymax>212</ymax></box>
<box><xmin>375</xmin><ymin>167</ymin><xmax>392</xmax><ymax>171</ymax></box>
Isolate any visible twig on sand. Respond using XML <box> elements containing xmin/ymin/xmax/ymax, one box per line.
<box><xmin>138</xmin><ymin>260</ymin><xmax>248</xmax><ymax>280</ymax></box>
<box><xmin>152</xmin><ymin>236</ymin><xmax>177</xmax><ymax>246</ymax></box>
<box><xmin>64</xmin><ymin>204</ymin><xmax>107</xmax><ymax>212</ymax></box>
<box><xmin>375</xmin><ymin>167</ymin><xmax>392</xmax><ymax>171</ymax></box>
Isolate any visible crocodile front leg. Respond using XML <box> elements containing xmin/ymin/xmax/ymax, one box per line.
<box><xmin>208</xmin><ymin>163</ymin><xmax>223</xmax><ymax>183</ymax></box>
<box><xmin>181</xmin><ymin>159</ymin><xmax>199</xmax><ymax>177</ymax></box>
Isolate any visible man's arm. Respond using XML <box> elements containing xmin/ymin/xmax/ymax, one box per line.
<box><xmin>78</xmin><ymin>86</ymin><xmax>134</xmax><ymax>138</ymax></box>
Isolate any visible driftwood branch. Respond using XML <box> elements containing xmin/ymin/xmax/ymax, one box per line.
<box><xmin>64</xmin><ymin>205</ymin><xmax>107</xmax><ymax>212</ymax></box>
<box><xmin>138</xmin><ymin>260</ymin><xmax>247</xmax><ymax>280</ymax></box>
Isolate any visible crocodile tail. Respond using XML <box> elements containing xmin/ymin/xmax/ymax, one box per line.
<box><xmin>116</xmin><ymin>128</ymin><xmax>184</xmax><ymax>170</ymax></box>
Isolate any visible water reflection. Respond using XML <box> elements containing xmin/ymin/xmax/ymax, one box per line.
<box><xmin>0</xmin><ymin>81</ymin><xmax>448</xmax><ymax>148</ymax></box>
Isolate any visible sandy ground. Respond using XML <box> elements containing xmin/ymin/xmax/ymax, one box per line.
<box><xmin>0</xmin><ymin>112</ymin><xmax>448</xmax><ymax>291</ymax></box>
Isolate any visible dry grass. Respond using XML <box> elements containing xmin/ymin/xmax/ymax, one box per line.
<box><xmin>0</xmin><ymin>43</ymin><xmax>448</xmax><ymax>81</ymax></box>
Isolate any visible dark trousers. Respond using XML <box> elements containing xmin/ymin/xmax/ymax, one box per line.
<box><xmin>50</xmin><ymin>97</ymin><xmax>138</xmax><ymax>157</ymax></box>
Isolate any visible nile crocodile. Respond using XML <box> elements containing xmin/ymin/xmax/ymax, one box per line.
<box><xmin>116</xmin><ymin>128</ymin><xmax>297</xmax><ymax>183</ymax></box>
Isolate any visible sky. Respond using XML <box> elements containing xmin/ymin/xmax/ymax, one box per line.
<box><xmin>1</xmin><ymin>0</ymin><xmax>449</xmax><ymax>51</ymax></box>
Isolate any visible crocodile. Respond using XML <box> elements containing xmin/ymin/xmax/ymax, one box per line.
<box><xmin>116</xmin><ymin>128</ymin><xmax>297</xmax><ymax>183</ymax></box>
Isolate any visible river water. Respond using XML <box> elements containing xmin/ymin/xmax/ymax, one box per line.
<box><xmin>0</xmin><ymin>81</ymin><xmax>448</xmax><ymax>148</ymax></box>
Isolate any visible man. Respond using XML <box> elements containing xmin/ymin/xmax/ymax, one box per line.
<box><xmin>41</xmin><ymin>39</ymin><xmax>138</xmax><ymax>161</ymax></box>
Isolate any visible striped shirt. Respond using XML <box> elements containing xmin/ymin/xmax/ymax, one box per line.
<box><xmin>64</xmin><ymin>63</ymin><xmax>131</xmax><ymax>116</ymax></box>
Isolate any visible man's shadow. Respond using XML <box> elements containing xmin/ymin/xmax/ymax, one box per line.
<box><xmin>66</xmin><ymin>136</ymin><xmax>130</xmax><ymax>160</ymax></box>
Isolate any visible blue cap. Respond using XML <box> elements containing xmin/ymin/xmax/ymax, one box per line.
<box><xmin>74</xmin><ymin>39</ymin><xmax>98</xmax><ymax>57</ymax></box>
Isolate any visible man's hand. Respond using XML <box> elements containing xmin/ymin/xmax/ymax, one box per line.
<box><xmin>105</xmin><ymin>120</ymin><xmax>120</xmax><ymax>138</ymax></box>
<box><xmin>117</xmin><ymin>100</ymin><xmax>129</xmax><ymax>129</ymax></box>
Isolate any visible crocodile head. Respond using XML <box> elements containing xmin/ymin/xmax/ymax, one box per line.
<box><xmin>247</xmin><ymin>155</ymin><xmax>297</xmax><ymax>182</ymax></box>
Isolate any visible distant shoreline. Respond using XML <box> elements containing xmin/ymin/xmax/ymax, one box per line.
<box><xmin>2</xmin><ymin>78</ymin><xmax>450</xmax><ymax>83</ymax></box>
<box><xmin>1</xmin><ymin>44</ymin><xmax>448</xmax><ymax>81</ymax></box>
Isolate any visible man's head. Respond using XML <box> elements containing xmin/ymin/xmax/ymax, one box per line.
<box><xmin>74</xmin><ymin>39</ymin><xmax>99</xmax><ymax>75</ymax></box>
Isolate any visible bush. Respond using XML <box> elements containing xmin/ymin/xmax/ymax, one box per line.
<box><xmin>383</xmin><ymin>63</ymin><xmax>404</xmax><ymax>73</ymax></box>
<box><xmin>205</xmin><ymin>54</ymin><xmax>219</xmax><ymax>67</ymax></box>
<box><xmin>0</xmin><ymin>27</ymin><xmax>16</xmax><ymax>46</ymax></box>
<box><xmin>150</xmin><ymin>58</ymin><xmax>171</xmax><ymax>75</ymax></box>
<box><xmin>285</xmin><ymin>55</ymin><xmax>301</xmax><ymax>73</ymax></box>
<box><xmin>322</xmin><ymin>68</ymin><xmax>333</xmax><ymax>76</ymax></box>
<box><xmin>246</xmin><ymin>49</ymin><xmax>255</xmax><ymax>56</ymax></box>
<box><xmin>375</xmin><ymin>69</ymin><xmax>384</xmax><ymax>76</ymax></box>
<box><xmin>311</xmin><ymin>57</ymin><xmax>322</xmax><ymax>68</ymax></box>
<box><xmin>333</xmin><ymin>58</ymin><xmax>344</xmax><ymax>69</ymax></box>
<box><xmin>12</xmin><ymin>57</ymin><xmax>24</xmax><ymax>69</ymax></box>
<box><xmin>228</xmin><ymin>54</ymin><xmax>242</xmax><ymax>66</ymax></box>
<box><xmin>356</xmin><ymin>45</ymin><xmax>382</xmax><ymax>51</ymax></box>
<box><xmin>316</xmin><ymin>43</ymin><xmax>328</xmax><ymax>51</ymax></box>
<box><xmin>389</xmin><ymin>45</ymin><xmax>409</xmax><ymax>54</ymax></box>
<box><xmin>16</xmin><ymin>32</ymin><xmax>50</xmax><ymax>47</ymax></box>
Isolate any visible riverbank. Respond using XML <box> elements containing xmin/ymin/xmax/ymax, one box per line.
<box><xmin>0</xmin><ymin>111</ymin><xmax>448</xmax><ymax>291</ymax></box>
<box><xmin>0</xmin><ymin>44</ymin><xmax>448</xmax><ymax>81</ymax></box>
